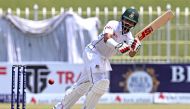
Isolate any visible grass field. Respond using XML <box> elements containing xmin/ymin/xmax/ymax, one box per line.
<box><xmin>1</xmin><ymin>103</ymin><xmax>190</xmax><ymax>109</ymax></box>
<box><xmin>0</xmin><ymin>0</ymin><xmax>189</xmax><ymax>10</ymax></box>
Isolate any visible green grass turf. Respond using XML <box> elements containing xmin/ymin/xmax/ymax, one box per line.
<box><xmin>0</xmin><ymin>0</ymin><xmax>189</xmax><ymax>10</ymax></box>
<box><xmin>1</xmin><ymin>103</ymin><xmax>190</xmax><ymax>109</ymax></box>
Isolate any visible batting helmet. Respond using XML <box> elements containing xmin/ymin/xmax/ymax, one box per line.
<box><xmin>121</xmin><ymin>8</ymin><xmax>139</xmax><ymax>34</ymax></box>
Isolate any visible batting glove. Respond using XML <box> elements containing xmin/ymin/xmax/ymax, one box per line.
<box><xmin>131</xmin><ymin>38</ymin><xmax>141</xmax><ymax>52</ymax></box>
<box><xmin>115</xmin><ymin>42</ymin><xmax>131</xmax><ymax>54</ymax></box>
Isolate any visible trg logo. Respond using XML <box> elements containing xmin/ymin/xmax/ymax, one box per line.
<box><xmin>26</xmin><ymin>65</ymin><xmax>50</xmax><ymax>93</ymax></box>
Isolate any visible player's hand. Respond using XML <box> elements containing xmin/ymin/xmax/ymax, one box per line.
<box><xmin>131</xmin><ymin>38</ymin><xmax>141</xmax><ymax>52</ymax></box>
<box><xmin>115</xmin><ymin>42</ymin><xmax>131</xmax><ymax>54</ymax></box>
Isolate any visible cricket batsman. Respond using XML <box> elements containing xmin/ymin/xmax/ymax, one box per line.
<box><xmin>53</xmin><ymin>7</ymin><xmax>141</xmax><ymax>109</ymax></box>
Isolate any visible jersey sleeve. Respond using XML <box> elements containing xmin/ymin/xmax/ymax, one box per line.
<box><xmin>102</xmin><ymin>21</ymin><xmax>117</xmax><ymax>35</ymax></box>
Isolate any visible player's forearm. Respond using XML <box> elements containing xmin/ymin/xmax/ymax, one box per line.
<box><xmin>104</xmin><ymin>33</ymin><xmax>113</xmax><ymax>42</ymax></box>
<box><xmin>104</xmin><ymin>33</ymin><xmax>119</xmax><ymax>48</ymax></box>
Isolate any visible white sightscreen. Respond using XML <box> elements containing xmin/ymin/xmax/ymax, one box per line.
<box><xmin>0</xmin><ymin>11</ymin><xmax>99</xmax><ymax>63</ymax></box>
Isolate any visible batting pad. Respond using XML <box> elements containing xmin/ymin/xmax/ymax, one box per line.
<box><xmin>83</xmin><ymin>79</ymin><xmax>110</xmax><ymax>109</ymax></box>
<box><xmin>62</xmin><ymin>82</ymin><xmax>91</xmax><ymax>109</ymax></box>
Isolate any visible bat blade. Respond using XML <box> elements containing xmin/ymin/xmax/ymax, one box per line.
<box><xmin>135</xmin><ymin>10</ymin><xmax>174</xmax><ymax>41</ymax></box>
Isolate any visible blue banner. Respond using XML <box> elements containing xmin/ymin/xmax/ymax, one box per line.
<box><xmin>110</xmin><ymin>64</ymin><xmax>190</xmax><ymax>93</ymax></box>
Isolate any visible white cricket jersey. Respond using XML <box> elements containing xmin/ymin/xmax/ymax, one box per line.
<box><xmin>89</xmin><ymin>20</ymin><xmax>134</xmax><ymax>58</ymax></box>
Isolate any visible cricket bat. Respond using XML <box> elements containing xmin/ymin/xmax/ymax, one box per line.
<box><xmin>135</xmin><ymin>10</ymin><xmax>174</xmax><ymax>41</ymax></box>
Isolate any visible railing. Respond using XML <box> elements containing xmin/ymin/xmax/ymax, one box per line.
<box><xmin>0</xmin><ymin>4</ymin><xmax>189</xmax><ymax>63</ymax></box>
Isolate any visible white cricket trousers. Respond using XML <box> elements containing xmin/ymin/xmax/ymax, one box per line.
<box><xmin>62</xmin><ymin>46</ymin><xmax>111</xmax><ymax>109</ymax></box>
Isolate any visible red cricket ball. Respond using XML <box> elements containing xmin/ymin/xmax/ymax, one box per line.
<box><xmin>48</xmin><ymin>79</ymin><xmax>54</xmax><ymax>85</ymax></box>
